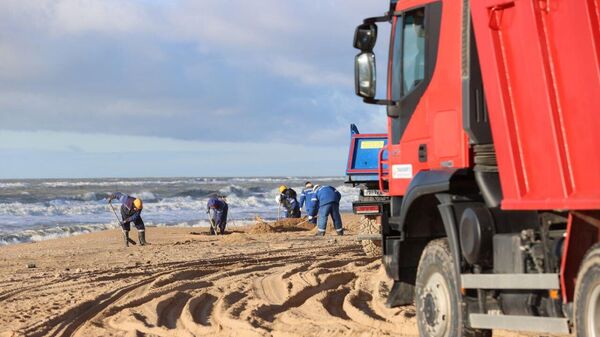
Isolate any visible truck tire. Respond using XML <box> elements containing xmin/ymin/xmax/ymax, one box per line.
<box><xmin>359</xmin><ymin>215</ymin><xmax>381</xmax><ymax>257</ymax></box>
<box><xmin>415</xmin><ymin>239</ymin><xmax>490</xmax><ymax>337</ymax></box>
<box><xmin>574</xmin><ymin>243</ymin><xmax>600</xmax><ymax>337</ymax></box>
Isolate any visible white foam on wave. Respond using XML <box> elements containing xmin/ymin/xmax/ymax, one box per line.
<box><xmin>224</xmin><ymin>194</ymin><xmax>269</xmax><ymax>208</ymax></box>
<box><xmin>79</xmin><ymin>192</ymin><xmax>99</xmax><ymax>201</ymax></box>
<box><xmin>218</xmin><ymin>184</ymin><xmax>249</xmax><ymax>196</ymax></box>
<box><xmin>0</xmin><ymin>201</ymin><xmax>106</xmax><ymax>218</ymax></box>
<box><xmin>230</xmin><ymin>177</ymin><xmax>286</xmax><ymax>183</ymax></box>
<box><xmin>0</xmin><ymin>222</ymin><xmax>117</xmax><ymax>246</ymax></box>
<box><xmin>41</xmin><ymin>181</ymin><xmax>145</xmax><ymax>188</ymax></box>
<box><xmin>334</xmin><ymin>184</ymin><xmax>360</xmax><ymax>210</ymax></box>
<box><xmin>40</xmin><ymin>180</ymin><xmax>196</xmax><ymax>188</ymax></box>
<box><xmin>131</xmin><ymin>191</ymin><xmax>157</xmax><ymax>201</ymax></box>
<box><xmin>0</xmin><ymin>182</ymin><xmax>30</xmax><ymax>188</ymax></box>
<box><xmin>36</xmin><ymin>177</ymin><xmax>314</xmax><ymax>189</ymax></box>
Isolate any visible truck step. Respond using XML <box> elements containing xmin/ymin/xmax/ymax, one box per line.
<box><xmin>355</xmin><ymin>234</ymin><xmax>381</xmax><ymax>241</ymax></box>
<box><xmin>469</xmin><ymin>314</ymin><xmax>570</xmax><ymax>334</ymax></box>
<box><xmin>461</xmin><ymin>273</ymin><xmax>559</xmax><ymax>289</ymax></box>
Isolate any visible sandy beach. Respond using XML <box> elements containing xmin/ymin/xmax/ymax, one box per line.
<box><xmin>0</xmin><ymin>214</ymin><xmax>523</xmax><ymax>337</ymax></box>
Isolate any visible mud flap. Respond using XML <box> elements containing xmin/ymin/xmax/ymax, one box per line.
<box><xmin>386</xmin><ymin>280</ymin><xmax>415</xmax><ymax>307</ymax></box>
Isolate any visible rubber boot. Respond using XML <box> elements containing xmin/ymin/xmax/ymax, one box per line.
<box><xmin>138</xmin><ymin>230</ymin><xmax>146</xmax><ymax>246</ymax></box>
<box><xmin>123</xmin><ymin>231</ymin><xmax>130</xmax><ymax>247</ymax></box>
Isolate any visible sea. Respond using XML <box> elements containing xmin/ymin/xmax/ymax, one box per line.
<box><xmin>0</xmin><ymin>177</ymin><xmax>358</xmax><ymax>246</ymax></box>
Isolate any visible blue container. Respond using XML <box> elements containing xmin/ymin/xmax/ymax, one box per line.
<box><xmin>346</xmin><ymin>124</ymin><xmax>387</xmax><ymax>183</ymax></box>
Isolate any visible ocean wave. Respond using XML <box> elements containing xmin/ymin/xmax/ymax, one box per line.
<box><xmin>0</xmin><ymin>177</ymin><xmax>359</xmax><ymax>246</ymax></box>
<box><xmin>0</xmin><ymin>223</ymin><xmax>117</xmax><ymax>246</ymax></box>
<box><xmin>335</xmin><ymin>184</ymin><xmax>359</xmax><ymax>209</ymax></box>
<box><xmin>218</xmin><ymin>185</ymin><xmax>263</xmax><ymax>197</ymax></box>
<box><xmin>0</xmin><ymin>182</ymin><xmax>30</xmax><ymax>188</ymax></box>
<box><xmin>35</xmin><ymin>177</ymin><xmax>324</xmax><ymax>188</ymax></box>
<box><xmin>39</xmin><ymin>180</ymin><xmax>192</xmax><ymax>188</ymax></box>
<box><xmin>0</xmin><ymin>201</ymin><xmax>107</xmax><ymax>217</ymax></box>
<box><xmin>0</xmin><ymin>216</ymin><xmax>258</xmax><ymax>246</ymax></box>
<box><xmin>58</xmin><ymin>191</ymin><xmax>157</xmax><ymax>202</ymax></box>
<box><xmin>41</xmin><ymin>181</ymin><xmax>145</xmax><ymax>188</ymax></box>
<box><xmin>78</xmin><ymin>192</ymin><xmax>101</xmax><ymax>201</ymax></box>
<box><xmin>174</xmin><ymin>189</ymin><xmax>216</xmax><ymax>198</ymax></box>
<box><xmin>0</xmin><ymin>185</ymin><xmax>358</xmax><ymax>217</ymax></box>
<box><xmin>131</xmin><ymin>191</ymin><xmax>157</xmax><ymax>201</ymax></box>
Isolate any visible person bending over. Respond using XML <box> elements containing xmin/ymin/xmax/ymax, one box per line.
<box><xmin>310</xmin><ymin>185</ymin><xmax>343</xmax><ymax>236</ymax></box>
<box><xmin>299</xmin><ymin>181</ymin><xmax>318</xmax><ymax>225</ymax></box>
<box><xmin>277</xmin><ymin>185</ymin><xmax>301</xmax><ymax>218</ymax></box>
<box><xmin>108</xmin><ymin>192</ymin><xmax>147</xmax><ymax>246</ymax></box>
<box><xmin>207</xmin><ymin>195</ymin><xmax>229</xmax><ymax>235</ymax></box>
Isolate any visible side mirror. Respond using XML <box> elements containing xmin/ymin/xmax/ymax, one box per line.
<box><xmin>355</xmin><ymin>52</ymin><xmax>376</xmax><ymax>98</ymax></box>
<box><xmin>353</xmin><ymin>23</ymin><xmax>377</xmax><ymax>51</ymax></box>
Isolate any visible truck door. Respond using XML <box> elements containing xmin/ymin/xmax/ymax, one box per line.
<box><xmin>386</xmin><ymin>2</ymin><xmax>468</xmax><ymax>196</ymax></box>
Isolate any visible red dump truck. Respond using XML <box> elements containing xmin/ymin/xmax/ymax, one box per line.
<box><xmin>352</xmin><ymin>0</ymin><xmax>600</xmax><ymax>335</ymax></box>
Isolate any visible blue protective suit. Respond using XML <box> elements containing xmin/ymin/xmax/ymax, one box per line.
<box><xmin>299</xmin><ymin>187</ymin><xmax>317</xmax><ymax>224</ymax></box>
<box><xmin>207</xmin><ymin>197</ymin><xmax>228</xmax><ymax>234</ymax></box>
<box><xmin>310</xmin><ymin>186</ymin><xmax>343</xmax><ymax>233</ymax></box>
<box><xmin>112</xmin><ymin>192</ymin><xmax>144</xmax><ymax>231</ymax></box>
<box><xmin>310</xmin><ymin>186</ymin><xmax>342</xmax><ymax>212</ymax></box>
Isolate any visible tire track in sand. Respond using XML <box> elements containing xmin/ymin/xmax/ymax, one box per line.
<box><xmin>6</xmin><ymin>235</ymin><xmax>424</xmax><ymax>337</ymax></box>
<box><xmin>17</xmin><ymin>251</ymin><xmax>302</xmax><ymax>337</ymax></box>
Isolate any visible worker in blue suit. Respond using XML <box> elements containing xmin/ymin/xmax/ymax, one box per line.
<box><xmin>277</xmin><ymin>185</ymin><xmax>301</xmax><ymax>218</ymax></box>
<box><xmin>207</xmin><ymin>195</ymin><xmax>228</xmax><ymax>235</ymax></box>
<box><xmin>299</xmin><ymin>181</ymin><xmax>317</xmax><ymax>225</ymax></box>
<box><xmin>108</xmin><ymin>192</ymin><xmax>147</xmax><ymax>246</ymax></box>
<box><xmin>310</xmin><ymin>185</ymin><xmax>344</xmax><ymax>236</ymax></box>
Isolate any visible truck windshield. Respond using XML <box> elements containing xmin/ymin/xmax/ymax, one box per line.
<box><xmin>390</xmin><ymin>8</ymin><xmax>426</xmax><ymax>99</ymax></box>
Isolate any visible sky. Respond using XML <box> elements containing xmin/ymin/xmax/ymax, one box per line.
<box><xmin>0</xmin><ymin>0</ymin><xmax>390</xmax><ymax>179</ymax></box>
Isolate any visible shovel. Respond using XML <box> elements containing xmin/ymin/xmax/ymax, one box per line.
<box><xmin>295</xmin><ymin>216</ymin><xmax>315</xmax><ymax>227</ymax></box>
<box><xmin>109</xmin><ymin>201</ymin><xmax>137</xmax><ymax>245</ymax></box>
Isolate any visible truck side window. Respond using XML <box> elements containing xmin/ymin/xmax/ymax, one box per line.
<box><xmin>391</xmin><ymin>8</ymin><xmax>426</xmax><ymax>99</ymax></box>
<box><xmin>403</xmin><ymin>9</ymin><xmax>425</xmax><ymax>93</ymax></box>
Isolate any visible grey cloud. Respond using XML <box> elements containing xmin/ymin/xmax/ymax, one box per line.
<box><xmin>0</xmin><ymin>0</ymin><xmax>389</xmax><ymax>146</ymax></box>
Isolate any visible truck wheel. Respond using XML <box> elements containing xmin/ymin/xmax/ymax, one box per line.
<box><xmin>416</xmin><ymin>239</ymin><xmax>490</xmax><ymax>337</ymax></box>
<box><xmin>575</xmin><ymin>243</ymin><xmax>600</xmax><ymax>337</ymax></box>
<box><xmin>359</xmin><ymin>215</ymin><xmax>381</xmax><ymax>257</ymax></box>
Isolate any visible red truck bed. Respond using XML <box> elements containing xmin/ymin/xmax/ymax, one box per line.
<box><xmin>472</xmin><ymin>0</ymin><xmax>600</xmax><ymax>210</ymax></box>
